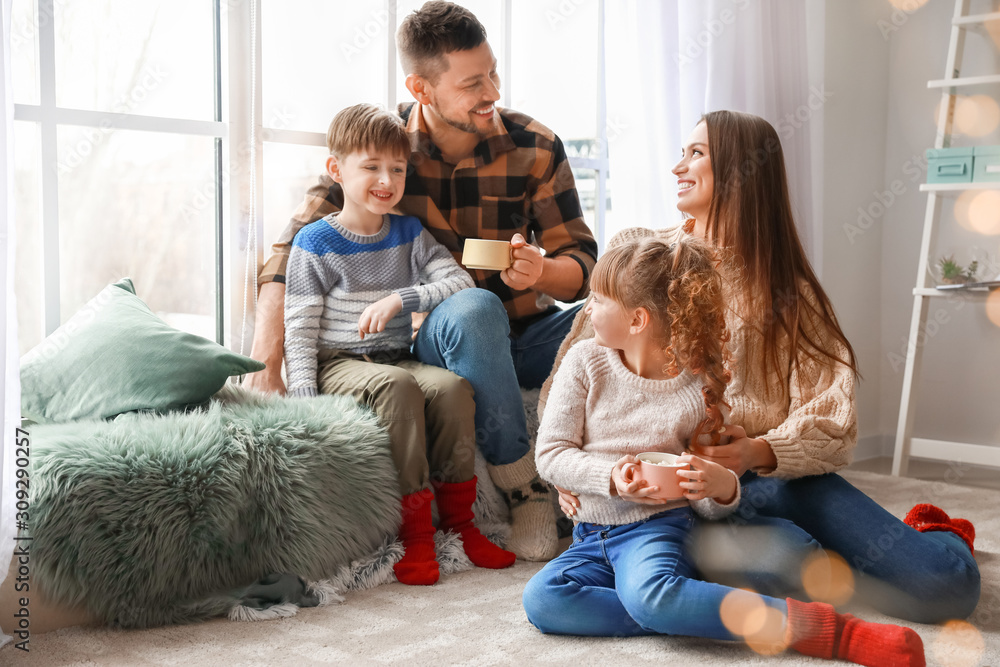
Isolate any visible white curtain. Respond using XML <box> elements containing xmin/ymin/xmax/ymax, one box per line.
<box><xmin>0</xmin><ymin>0</ymin><xmax>19</xmax><ymax>650</ymax></box>
<box><xmin>604</xmin><ymin>0</ymin><xmax>819</xmax><ymax>260</ymax></box>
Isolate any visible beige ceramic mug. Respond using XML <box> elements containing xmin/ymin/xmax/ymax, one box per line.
<box><xmin>462</xmin><ymin>239</ymin><xmax>512</xmax><ymax>271</ymax></box>
<box><xmin>621</xmin><ymin>452</ymin><xmax>690</xmax><ymax>501</ymax></box>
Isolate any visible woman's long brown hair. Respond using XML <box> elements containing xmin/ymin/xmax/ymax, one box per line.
<box><xmin>590</xmin><ymin>237</ymin><xmax>732</xmax><ymax>445</ymax></box>
<box><xmin>700</xmin><ymin>110</ymin><xmax>859</xmax><ymax>386</ymax></box>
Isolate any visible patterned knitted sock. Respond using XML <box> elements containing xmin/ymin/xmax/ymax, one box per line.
<box><xmin>786</xmin><ymin>598</ymin><xmax>925</xmax><ymax>667</ymax></box>
<box><xmin>487</xmin><ymin>448</ymin><xmax>558</xmax><ymax>562</ymax></box>
<box><xmin>393</xmin><ymin>489</ymin><xmax>439</xmax><ymax>586</ymax></box>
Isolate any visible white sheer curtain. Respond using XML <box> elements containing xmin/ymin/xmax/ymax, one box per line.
<box><xmin>0</xmin><ymin>0</ymin><xmax>19</xmax><ymax>650</ymax></box>
<box><xmin>604</xmin><ymin>0</ymin><xmax>819</xmax><ymax>260</ymax></box>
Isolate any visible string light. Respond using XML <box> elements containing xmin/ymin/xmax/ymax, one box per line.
<box><xmin>955</xmin><ymin>95</ymin><xmax>1000</xmax><ymax>137</ymax></box>
<box><xmin>968</xmin><ymin>191</ymin><xmax>1000</xmax><ymax>236</ymax></box>
<box><xmin>720</xmin><ymin>589</ymin><xmax>768</xmax><ymax>637</ymax></box>
<box><xmin>986</xmin><ymin>289</ymin><xmax>1000</xmax><ymax>328</ymax></box>
<box><xmin>887</xmin><ymin>0</ymin><xmax>929</xmax><ymax>10</ymax></box>
<box><xmin>801</xmin><ymin>550</ymin><xmax>855</xmax><ymax>606</ymax></box>
<box><xmin>930</xmin><ymin>620</ymin><xmax>984</xmax><ymax>667</ymax></box>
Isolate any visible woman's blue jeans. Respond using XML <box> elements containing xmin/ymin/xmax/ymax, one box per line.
<box><xmin>412</xmin><ymin>288</ymin><xmax>581</xmax><ymax>465</ymax></box>
<box><xmin>715</xmin><ymin>472</ymin><xmax>981</xmax><ymax>624</ymax></box>
<box><xmin>522</xmin><ymin>507</ymin><xmax>788</xmax><ymax>637</ymax></box>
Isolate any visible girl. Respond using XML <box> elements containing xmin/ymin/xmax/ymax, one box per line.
<box><xmin>549</xmin><ymin>111</ymin><xmax>979</xmax><ymax>624</ymax></box>
<box><xmin>523</xmin><ymin>237</ymin><xmax>925</xmax><ymax>667</ymax></box>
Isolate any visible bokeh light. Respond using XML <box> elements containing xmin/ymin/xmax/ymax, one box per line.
<box><xmin>954</xmin><ymin>190</ymin><xmax>977</xmax><ymax>232</ymax></box>
<box><xmin>801</xmin><ymin>550</ymin><xmax>856</xmax><ymax>606</ymax></box>
<box><xmin>986</xmin><ymin>290</ymin><xmax>1000</xmax><ymax>328</ymax></box>
<box><xmin>987</xmin><ymin>18</ymin><xmax>1000</xmax><ymax>50</ymax></box>
<box><xmin>887</xmin><ymin>0</ymin><xmax>929</xmax><ymax>10</ymax></box>
<box><xmin>720</xmin><ymin>589</ymin><xmax>768</xmax><ymax>637</ymax></box>
<box><xmin>955</xmin><ymin>95</ymin><xmax>1000</xmax><ymax>137</ymax></box>
<box><xmin>968</xmin><ymin>191</ymin><xmax>1000</xmax><ymax>235</ymax></box>
<box><xmin>720</xmin><ymin>590</ymin><xmax>789</xmax><ymax>657</ymax></box>
<box><xmin>933</xmin><ymin>96</ymin><xmax>951</xmax><ymax>128</ymax></box>
<box><xmin>744</xmin><ymin>607</ymin><xmax>788</xmax><ymax>656</ymax></box>
<box><xmin>930</xmin><ymin>620</ymin><xmax>985</xmax><ymax>667</ymax></box>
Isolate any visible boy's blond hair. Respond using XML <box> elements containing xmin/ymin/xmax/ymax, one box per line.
<box><xmin>326</xmin><ymin>103</ymin><xmax>410</xmax><ymax>158</ymax></box>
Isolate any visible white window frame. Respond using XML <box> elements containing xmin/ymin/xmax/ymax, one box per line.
<box><xmin>14</xmin><ymin>0</ymin><xmax>228</xmax><ymax>342</ymax></box>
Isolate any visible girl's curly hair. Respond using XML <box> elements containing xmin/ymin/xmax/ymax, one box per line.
<box><xmin>589</xmin><ymin>237</ymin><xmax>732</xmax><ymax>445</ymax></box>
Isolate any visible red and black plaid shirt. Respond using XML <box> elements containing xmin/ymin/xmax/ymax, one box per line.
<box><xmin>259</xmin><ymin>102</ymin><xmax>598</xmax><ymax>326</ymax></box>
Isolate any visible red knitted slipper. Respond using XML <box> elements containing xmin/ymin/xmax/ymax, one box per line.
<box><xmin>433</xmin><ymin>477</ymin><xmax>516</xmax><ymax>569</ymax></box>
<box><xmin>786</xmin><ymin>598</ymin><xmax>926</xmax><ymax>667</ymax></box>
<box><xmin>904</xmin><ymin>503</ymin><xmax>975</xmax><ymax>554</ymax></box>
<box><xmin>393</xmin><ymin>489</ymin><xmax>440</xmax><ymax>586</ymax></box>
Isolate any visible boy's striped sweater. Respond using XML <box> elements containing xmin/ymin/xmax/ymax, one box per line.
<box><xmin>284</xmin><ymin>213</ymin><xmax>474</xmax><ymax>396</ymax></box>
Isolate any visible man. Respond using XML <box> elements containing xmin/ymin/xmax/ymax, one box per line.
<box><xmin>246</xmin><ymin>1</ymin><xmax>597</xmax><ymax>561</ymax></box>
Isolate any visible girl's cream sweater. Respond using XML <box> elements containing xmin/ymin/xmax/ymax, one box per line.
<box><xmin>535</xmin><ymin>339</ymin><xmax>740</xmax><ymax>526</ymax></box>
<box><xmin>541</xmin><ymin>226</ymin><xmax>858</xmax><ymax>480</ymax></box>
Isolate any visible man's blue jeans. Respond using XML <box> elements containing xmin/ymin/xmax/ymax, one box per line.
<box><xmin>412</xmin><ymin>288</ymin><xmax>582</xmax><ymax>465</ymax></box>
<box><xmin>522</xmin><ymin>507</ymin><xmax>788</xmax><ymax>637</ymax></box>
<box><xmin>717</xmin><ymin>472</ymin><xmax>981</xmax><ymax>624</ymax></box>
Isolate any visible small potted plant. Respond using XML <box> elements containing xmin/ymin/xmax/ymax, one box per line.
<box><xmin>936</xmin><ymin>255</ymin><xmax>979</xmax><ymax>285</ymax></box>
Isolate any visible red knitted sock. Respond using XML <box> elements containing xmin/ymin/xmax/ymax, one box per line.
<box><xmin>904</xmin><ymin>503</ymin><xmax>976</xmax><ymax>554</ymax></box>
<box><xmin>393</xmin><ymin>489</ymin><xmax>439</xmax><ymax>586</ymax></box>
<box><xmin>433</xmin><ymin>478</ymin><xmax>516</xmax><ymax>569</ymax></box>
<box><xmin>786</xmin><ymin>598</ymin><xmax>925</xmax><ymax>667</ymax></box>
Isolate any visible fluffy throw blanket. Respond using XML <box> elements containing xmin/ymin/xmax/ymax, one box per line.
<box><xmin>28</xmin><ymin>385</ymin><xmax>403</xmax><ymax>628</ymax></box>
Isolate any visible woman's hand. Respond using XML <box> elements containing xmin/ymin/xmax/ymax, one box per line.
<box><xmin>689</xmin><ymin>424</ymin><xmax>776</xmax><ymax>477</ymax></box>
<box><xmin>676</xmin><ymin>454</ymin><xmax>738</xmax><ymax>503</ymax></box>
<box><xmin>611</xmin><ymin>455</ymin><xmax>669</xmax><ymax>505</ymax></box>
<box><xmin>554</xmin><ymin>486</ymin><xmax>580</xmax><ymax>517</ymax></box>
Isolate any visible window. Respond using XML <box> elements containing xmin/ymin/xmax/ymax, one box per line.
<box><xmin>13</xmin><ymin>1</ymin><xmax>608</xmax><ymax>355</ymax></box>
<box><xmin>12</xmin><ymin>0</ymin><xmax>225</xmax><ymax>354</ymax></box>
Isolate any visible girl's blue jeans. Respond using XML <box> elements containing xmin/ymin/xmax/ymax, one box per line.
<box><xmin>412</xmin><ymin>288</ymin><xmax>582</xmax><ymax>466</ymax></box>
<box><xmin>522</xmin><ymin>507</ymin><xmax>788</xmax><ymax>637</ymax></box>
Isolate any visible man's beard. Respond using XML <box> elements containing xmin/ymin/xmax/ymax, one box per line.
<box><xmin>428</xmin><ymin>96</ymin><xmax>491</xmax><ymax>137</ymax></box>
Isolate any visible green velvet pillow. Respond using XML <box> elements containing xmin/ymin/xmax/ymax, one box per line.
<box><xmin>20</xmin><ymin>278</ymin><xmax>265</xmax><ymax>424</ymax></box>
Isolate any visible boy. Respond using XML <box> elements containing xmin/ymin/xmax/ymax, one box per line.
<box><xmin>251</xmin><ymin>2</ymin><xmax>600</xmax><ymax>562</ymax></box>
<box><xmin>284</xmin><ymin>103</ymin><xmax>514</xmax><ymax>585</ymax></box>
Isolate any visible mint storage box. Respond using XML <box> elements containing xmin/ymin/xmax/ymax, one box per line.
<box><xmin>973</xmin><ymin>145</ymin><xmax>1000</xmax><ymax>183</ymax></box>
<box><xmin>926</xmin><ymin>147</ymin><xmax>974</xmax><ymax>184</ymax></box>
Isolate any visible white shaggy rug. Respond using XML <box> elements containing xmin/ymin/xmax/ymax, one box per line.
<box><xmin>3</xmin><ymin>468</ymin><xmax>997</xmax><ymax>667</ymax></box>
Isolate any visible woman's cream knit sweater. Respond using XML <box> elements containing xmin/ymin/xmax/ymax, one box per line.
<box><xmin>540</xmin><ymin>226</ymin><xmax>858</xmax><ymax>480</ymax></box>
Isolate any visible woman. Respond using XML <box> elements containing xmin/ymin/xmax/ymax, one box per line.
<box><xmin>544</xmin><ymin>110</ymin><xmax>979</xmax><ymax>624</ymax></box>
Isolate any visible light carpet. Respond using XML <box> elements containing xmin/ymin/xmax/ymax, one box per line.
<box><xmin>2</xmin><ymin>468</ymin><xmax>996</xmax><ymax>666</ymax></box>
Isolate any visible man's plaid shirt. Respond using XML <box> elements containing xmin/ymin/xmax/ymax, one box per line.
<box><xmin>259</xmin><ymin>102</ymin><xmax>598</xmax><ymax>327</ymax></box>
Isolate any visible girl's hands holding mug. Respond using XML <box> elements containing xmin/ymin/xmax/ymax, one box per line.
<box><xmin>610</xmin><ymin>455</ymin><xmax>669</xmax><ymax>505</ymax></box>
<box><xmin>675</xmin><ymin>453</ymin><xmax>738</xmax><ymax>504</ymax></box>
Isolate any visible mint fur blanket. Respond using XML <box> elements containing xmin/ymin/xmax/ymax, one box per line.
<box><xmin>27</xmin><ymin>385</ymin><xmax>401</xmax><ymax>628</ymax></box>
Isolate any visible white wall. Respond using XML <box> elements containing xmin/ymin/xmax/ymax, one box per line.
<box><xmin>820</xmin><ymin>0</ymin><xmax>892</xmax><ymax>459</ymax></box>
<box><xmin>820</xmin><ymin>0</ymin><xmax>1000</xmax><ymax>459</ymax></box>
<box><xmin>878</xmin><ymin>0</ymin><xmax>1000</xmax><ymax>451</ymax></box>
